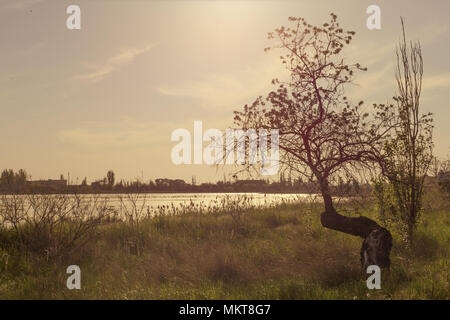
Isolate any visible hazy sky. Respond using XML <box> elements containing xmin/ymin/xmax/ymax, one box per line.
<box><xmin>1</xmin><ymin>0</ymin><xmax>449</xmax><ymax>183</ymax></box>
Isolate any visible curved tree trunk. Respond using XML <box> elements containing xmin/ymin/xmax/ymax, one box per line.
<box><xmin>318</xmin><ymin>179</ymin><xmax>393</xmax><ymax>270</ymax></box>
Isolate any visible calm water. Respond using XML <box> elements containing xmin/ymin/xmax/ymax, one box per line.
<box><xmin>84</xmin><ymin>192</ymin><xmax>319</xmax><ymax>214</ymax></box>
<box><xmin>0</xmin><ymin>193</ymin><xmax>321</xmax><ymax>220</ymax></box>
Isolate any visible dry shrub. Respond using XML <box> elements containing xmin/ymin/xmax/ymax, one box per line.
<box><xmin>0</xmin><ymin>194</ymin><xmax>113</xmax><ymax>259</ymax></box>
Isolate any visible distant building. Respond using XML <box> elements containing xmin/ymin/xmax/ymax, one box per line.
<box><xmin>91</xmin><ymin>179</ymin><xmax>107</xmax><ymax>188</ymax></box>
<box><xmin>233</xmin><ymin>179</ymin><xmax>266</xmax><ymax>186</ymax></box>
<box><xmin>27</xmin><ymin>179</ymin><xmax>67</xmax><ymax>189</ymax></box>
<box><xmin>155</xmin><ymin>178</ymin><xmax>186</xmax><ymax>188</ymax></box>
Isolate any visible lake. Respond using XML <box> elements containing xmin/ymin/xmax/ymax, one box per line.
<box><xmin>82</xmin><ymin>192</ymin><xmax>320</xmax><ymax>215</ymax></box>
<box><xmin>0</xmin><ymin>192</ymin><xmax>321</xmax><ymax>220</ymax></box>
<box><xmin>0</xmin><ymin>193</ymin><xmax>320</xmax><ymax>226</ymax></box>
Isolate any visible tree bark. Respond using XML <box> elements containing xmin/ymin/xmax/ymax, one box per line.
<box><xmin>321</xmin><ymin>210</ymin><xmax>383</xmax><ymax>238</ymax></box>
<box><xmin>318</xmin><ymin>178</ymin><xmax>393</xmax><ymax>270</ymax></box>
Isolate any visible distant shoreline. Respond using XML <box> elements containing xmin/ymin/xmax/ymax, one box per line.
<box><xmin>0</xmin><ymin>190</ymin><xmax>318</xmax><ymax>196</ymax></box>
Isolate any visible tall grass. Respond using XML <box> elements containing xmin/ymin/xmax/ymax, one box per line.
<box><xmin>0</xmin><ymin>191</ymin><xmax>448</xmax><ymax>299</ymax></box>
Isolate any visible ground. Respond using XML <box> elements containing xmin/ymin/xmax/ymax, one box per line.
<box><xmin>0</xmin><ymin>198</ymin><xmax>448</xmax><ymax>299</ymax></box>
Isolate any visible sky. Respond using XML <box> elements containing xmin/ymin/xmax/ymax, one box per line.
<box><xmin>0</xmin><ymin>0</ymin><xmax>449</xmax><ymax>184</ymax></box>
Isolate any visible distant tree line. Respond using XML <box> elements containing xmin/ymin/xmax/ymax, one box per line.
<box><xmin>0</xmin><ymin>168</ymin><xmax>375</xmax><ymax>195</ymax></box>
<box><xmin>0</xmin><ymin>169</ymin><xmax>28</xmax><ymax>191</ymax></box>
<box><xmin>1</xmin><ymin>166</ymin><xmax>448</xmax><ymax>196</ymax></box>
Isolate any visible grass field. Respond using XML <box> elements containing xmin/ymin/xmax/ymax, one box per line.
<box><xmin>0</xmin><ymin>195</ymin><xmax>448</xmax><ymax>300</ymax></box>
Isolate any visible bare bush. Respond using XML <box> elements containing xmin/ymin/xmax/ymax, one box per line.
<box><xmin>118</xmin><ymin>193</ymin><xmax>151</xmax><ymax>255</ymax></box>
<box><xmin>0</xmin><ymin>194</ymin><xmax>113</xmax><ymax>259</ymax></box>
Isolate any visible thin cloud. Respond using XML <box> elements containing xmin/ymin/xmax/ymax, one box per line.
<box><xmin>58</xmin><ymin>117</ymin><xmax>165</xmax><ymax>150</ymax></box>
<box><xmin>73</xmin><ymin>43</ymin><xmax>159</xmax><ymax>83</ymax></box>
<box><xmin>1</xmin><ymin>0</ymin><xmax>43</xmax><ymax>10</ymax></box>
<box><xmin>19</xmin><ymin>41</ymin><xmax>46</xmax><ymax>56</ymax></box>
<box><xmin>349</xmin><ymin>62</ymin><xmax>395</xmax><ymax>101</ymax></box>
<box><xmin>156</xmin><ymin>55</ymin><xmax>286</xmax><ymax>108</ymax></box>
<box><xmin>422</xmin><ymin>73</ymin><xmax>450</xmax><ymax>91</ymax></box>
